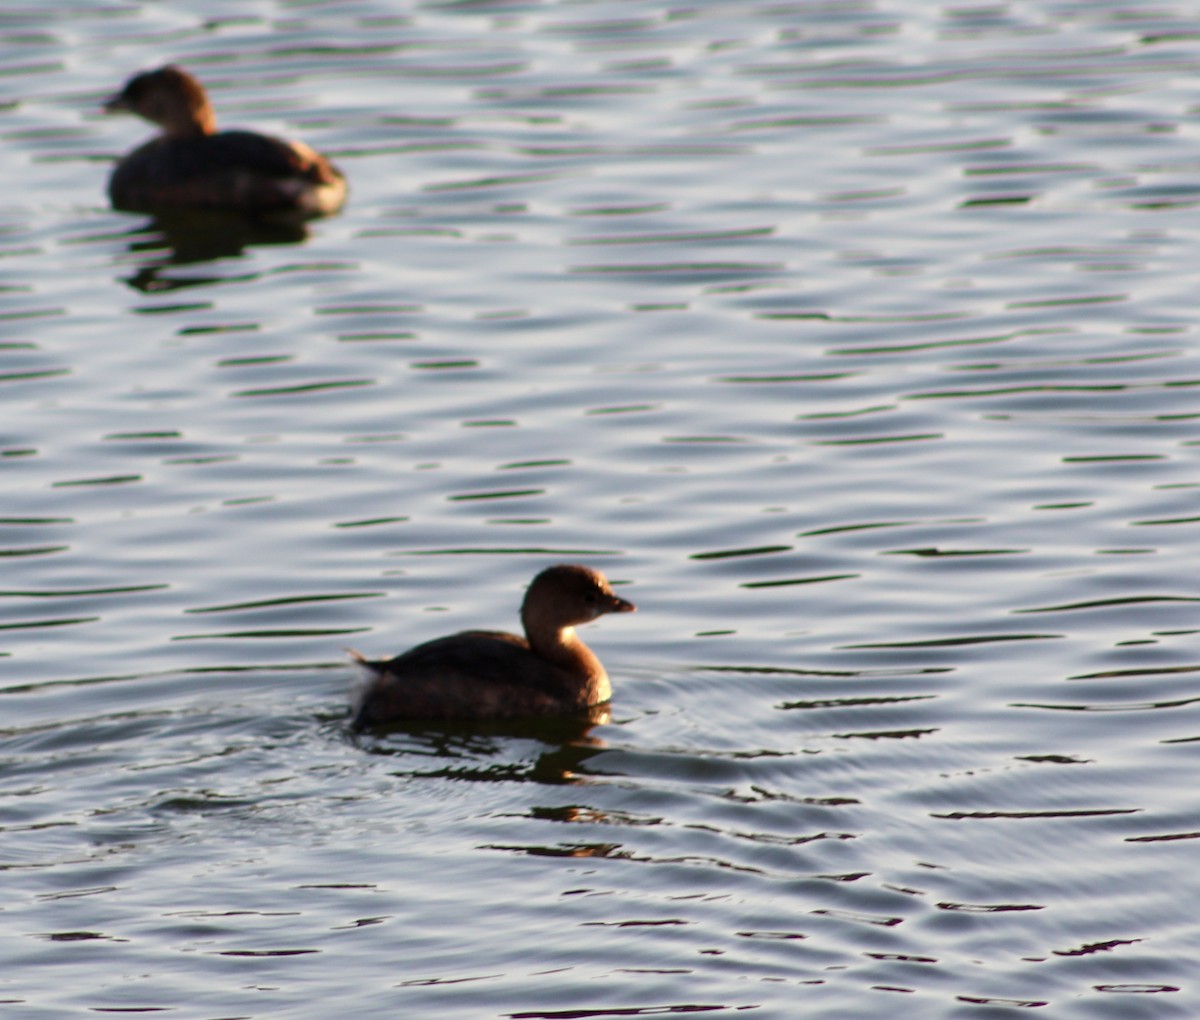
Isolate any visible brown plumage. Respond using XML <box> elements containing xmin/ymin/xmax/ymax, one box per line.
<box><xmin>104</xmin><ymin>65</ymin><xmax>347</xmax><ymax>217</ymax></box>
<box><xmin>351</xmin><ymin>564</ymin><xmax>636</xmax><ymax>729</ymax></box>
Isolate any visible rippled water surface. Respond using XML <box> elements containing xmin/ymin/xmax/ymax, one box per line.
<box><xmin>5</xmin><ymin>0</ymin><xmax>1200</xmax><ymax>1016</ymax></box>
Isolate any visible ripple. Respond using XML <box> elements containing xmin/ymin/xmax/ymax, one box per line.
<box><xmin>690</xmin><ymin>545</ymin><xmax>791</xmax><ymax>561</ymax></box>
<box><xmin>0</xmin><ymin>544</ymin><xmax>69</xmax><ymax>558</ymax></box>
<box><xmin>0</xmin><ymin>615</ymin><xmax>98</xmax><ymax>632</ymax></box>
<box><xmin>185</xmin><ymin>593</ymin><xmax>383</xmax><ymax>615</ymax></box>
<box><xmin>1016</xmin><ymin>595</ymin><xmax>1200</xmax><ymax>614</ymax></box>
<box><xmin>570</xmin><ymin>261</ymin><xmax>785</xmax><ymax>278</ymax></box>
<box><xmin>50</xmin><ymin>474</ymin><xmax>141</xmax><ymax>488</ymax></box>
<box><xmin>230</xmin><ymin>379</ymin><xmax>375</xmax><ymax>398</ymax></box>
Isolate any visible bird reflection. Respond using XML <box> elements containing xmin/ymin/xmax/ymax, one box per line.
<box><xmin>356</xmin><ymin>707</ymin><xmax>610</xmax><ymax>786</ymax></box>
<box><xmin>116</xmin><ymin>208</ymin><xmax>312</xmax><ymax>293</ymax></box>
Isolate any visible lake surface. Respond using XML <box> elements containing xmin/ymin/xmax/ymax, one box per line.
<box><xmin>3</xmin><ymin>0</ymin><xmax>1200</xmax><ymax>1016</ymax></box>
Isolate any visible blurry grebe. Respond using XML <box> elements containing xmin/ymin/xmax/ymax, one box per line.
<box><xmin>104</xmin><ymin>65</ymin><xmax>347</xmax><ymax>216</ymax></box>
<box><xmin>351</xmin><ymin>564</ymin><xmax>635</xmax><ymax>728</ymax></box>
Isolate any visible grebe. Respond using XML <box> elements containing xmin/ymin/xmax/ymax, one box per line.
<box><xmin>351</xmin><ymin>564</ymin><xmax>635</xmax><ymax>728</ymax></box>
<box><xmin>104</xmin><ymin>65</ymin><xmax>347</xmax><ymax>216</ymax></box>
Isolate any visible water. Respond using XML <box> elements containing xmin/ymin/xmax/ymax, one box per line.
<box><xmin>3</xmin><ymin>0</ymin><xmax>1200</xmax><ymax>1015</ymax></box>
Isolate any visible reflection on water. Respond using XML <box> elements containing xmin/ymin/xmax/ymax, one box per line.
<box><xmin>116</xmin><ymin>210</ymin><xmax>313</xmax><ymax>293</ymax></box>
<box><xmin>3</xmin><ymin>0</ymin><xmax>1200</xmax><ymax>1016</ymax></box>
<box><xmin>358</xmin><ymin>712</ymin><xmax>609</xmax><ymax>785</ymax></box>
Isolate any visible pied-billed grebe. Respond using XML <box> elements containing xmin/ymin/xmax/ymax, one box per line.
<box><xmin>104</xmin><ymin>65</ymin><xmax>347</xmax><ymax>216</ymax></box>
<box><xmin>351</xmin><ymin>564</ymin><xmax>635</xmax><ymax>728</ymax></box>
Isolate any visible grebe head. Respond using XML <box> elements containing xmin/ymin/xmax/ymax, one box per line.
<box><xmin>520</xmin><ymin>564</ymin><xmax>636</xmax><ymax>632</ymax></box>
<box><xmin>105</xmin><ymin>65</ymin><xmax>217</xmax><ymax>138</ymax></box>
